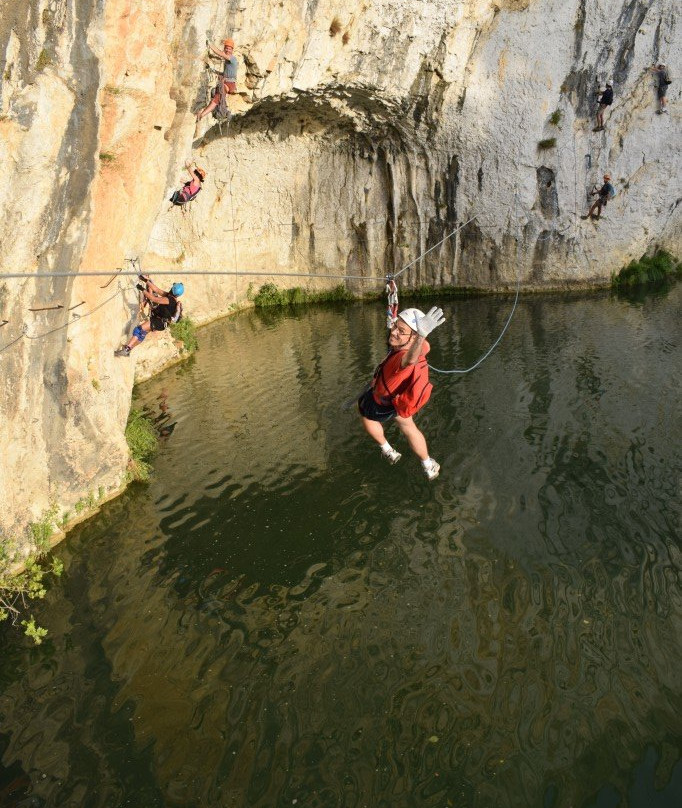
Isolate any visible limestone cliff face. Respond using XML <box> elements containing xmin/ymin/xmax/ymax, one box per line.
<box><xmin>0</xmin><ymin>0</ymin><xmax>680</xmax><ymax>539</ymax></box>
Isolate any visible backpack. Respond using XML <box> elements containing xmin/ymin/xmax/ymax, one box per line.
<box><xmin>170</xmin><ymin>182</ymin><xmax>201</xmax><ymax>206</ymax></box>
<box><xmin>662</xmin><ymin>68</ymin><xmax>671</xmax><ymax>85</ymax></box>
<box><xmin>171</xmin><ymin>301</ymin><xmax>183</xmax><ymax>324</ymax></box>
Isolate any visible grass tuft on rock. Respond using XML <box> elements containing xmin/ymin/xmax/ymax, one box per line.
<box><xmin>125</xmin><ymin>408</ymin><xmax>158</xmax><ymax>482</ymax></box>
<box><xmin>537</xmin><ymin>137</ymin><xmax>556</xmax><ymax>150</ymax></box>
<box><xmin>611</xmin><ymin>251</ymin><xmax>680</xmax><ymax>288</ymax></box>
<box><xmin>170</xmin><ymin>317</ymin><xmax>198</xmax><ymax>353</ymax></box>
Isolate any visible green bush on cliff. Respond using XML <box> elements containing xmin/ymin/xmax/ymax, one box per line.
<box><xmin>125</xmin><ymin>408</ymin><xmax>158</xmax><ymax>482</ymax></box>
<box><xmin>253</xmin><ymin>283</ymin><xmax>353</xmax><ymax>308</ymax></box>
<box><xmin>170</xmin><ymin>317</ymin><xmax>198</xmax><ymax>354</ymax></box>
<box><xmin>29</xmin><ymin>502</ymin><xmax>59</xmax><ymax>552</ymax></box>
<box><xmin>611</xmin><ymin>251</ymin><xmax>680</xmax><ymax>288</ymax></box>
<box><xmin>1</xmin><ymin>538</ymin><xmax>63</xmax><ymax>644</ymax></box>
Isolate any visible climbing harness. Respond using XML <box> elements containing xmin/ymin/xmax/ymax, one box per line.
<box><xmin>213</xmin><ymin>79</ymin><xmax>232</xmax><ymax>124</ymax></box>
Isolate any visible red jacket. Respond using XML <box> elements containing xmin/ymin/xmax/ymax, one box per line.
<box><xmin>372</xmin><ymin>340</ymin><xmax>432</xmax><ymax>417</ymax></box>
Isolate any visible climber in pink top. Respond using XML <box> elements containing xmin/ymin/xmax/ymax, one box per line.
<box><xmin>170</xmin><ymin>161</ymin><xmax>206</xmax><ymax>206</ymax></box>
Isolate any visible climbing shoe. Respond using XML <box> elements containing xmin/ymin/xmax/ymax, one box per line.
<box><xmin>422</xmin><ymin>459</ymin><xmax>440</xmax><ymax>481</ymax></box>
<box><xmin>114</xmin><ymin>346</ymin><xmax>131</xmax><ymax>357</ymax></box>
<box><xmin>382</xmin><ymin>447</ymin><xmax>402</xmax><ymax>465</ymax></box>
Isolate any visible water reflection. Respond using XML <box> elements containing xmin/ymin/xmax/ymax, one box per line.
<box><xmin>0</xmin><ymin>287</ymin><xmax>680</xmax><ymax>807</ymax></box>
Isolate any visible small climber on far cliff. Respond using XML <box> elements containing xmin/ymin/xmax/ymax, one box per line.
<box><xmin>581</xmin><ymin>174</ymin><xmax>615</xmax><ymax>221</ymax></box>
<box><xmin>170</xmin><ymin>160</ymin><xmax>206</xmax><ymax>206</ymax></box>
<box><xmin>196</xmin><ymin>38</ymin><xmax>238</xmax><ymax>122</ymax></box>
<box><xmin>650</xmin><ymin>63</ymin><xmax>671</xmax><ymax>114</ymax></box>
<box><xmin>593</xmin><ymin>80</ymin><xmax>613</xmax><ymax>131</ymax></box>
<box><xmin>114</xmin><ymin>276</ymin><xmax>184</xmax><ymax>357</ymax></box>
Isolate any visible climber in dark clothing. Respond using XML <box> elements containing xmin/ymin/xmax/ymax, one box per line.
<box><xmin>650</xmin><ymin>64</ymin><xmax>670</xmax><ymax>113</ymax></box>
<box><xmin>594</xmin><ymin>81</ymin><xmax>613</xmax><ymax>130</ymax></box>
<box><xmin>115</xmin><ymin>277</ymin><xmax>184</xmax><ymax>356</ymax></box>
<box><xmin>581</xmin><ymin>174</ymin><xmax>615</xmax><ymax>221</ymax></box>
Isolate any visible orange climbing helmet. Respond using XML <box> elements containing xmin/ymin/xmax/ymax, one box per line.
<box><xmin>223</xmin><ymin>38</ymin><xmax>234</xmax><ymax>48</ymax></box>
<box><xmin>194</xmin><ymin>167</ymin><xmax>206</xmax><ymax>181</ymax></box>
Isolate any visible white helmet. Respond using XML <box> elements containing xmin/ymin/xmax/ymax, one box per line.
<box><xmin>397</xmin><ymin>307</ymin><xmax>424</xmax><ymax>332</ymax></box>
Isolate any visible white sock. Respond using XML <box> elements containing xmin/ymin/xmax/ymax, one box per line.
<box><xmin>421</xmin><ymin>457</ymin><xmax>433</xmax><ymax>467</ymax></box>
<box><xmin>380</xmin><ymin>442</ymin><xmax>393</xmax><ymax>454</ymax></box>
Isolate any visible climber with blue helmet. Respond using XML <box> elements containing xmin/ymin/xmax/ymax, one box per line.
<box><xmin>115</xmin><ymin>276</ymin><xmax>185</xmax><ymax>357</ymax></box>
<box><xmin>357</xmin><ymin>306</ymin><xmax>446</xmax><ymax>480</ymax></box>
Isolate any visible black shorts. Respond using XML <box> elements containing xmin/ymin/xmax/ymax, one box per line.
<box><xmin>358</xmin><ymin>388</ymin><xmax>396</xmax><ymax>422</ymax></box>
<box><xmin>150</xmin><ymin>316</ymin><xmax>169</xmax><ymax>332</ymax></box>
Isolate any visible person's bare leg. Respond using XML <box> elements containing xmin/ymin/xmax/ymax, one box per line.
<box><xmin>196</xmin><ymin>99</ymin><xmax>218</xmax><ymax>121</ymax></box>
<box><xmin>394</xmin><ymin>415</ymin><xmax>429</xmax><ymax>460</ymax></box>
<box><xmin>125</xmin><ymin>321</ymin><xmax>152</xmax><ymax>350</ymax></box>
<box><xmin>361</xmin><ymin>416</ymin><xmax>387</xmax><ymax>446</ymax></box>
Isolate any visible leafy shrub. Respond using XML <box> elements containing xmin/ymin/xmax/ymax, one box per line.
<box><xmin>1</xmin><ymin>539</ymin><xmax>63</xmax><ymax>644</ymax></box>
<box><xmin>125</xmin><ymin>408</ymin><xmax>158</xmax><ymax>481</ymax></box>
<box><xmin>549</xmin><ymin>109</ymin><xmax>562</xmax><ymax>126</ymax></box>
<box><xmin>29</xmin><ymin>503</ymin><xmax>59</xmax><ymax>552</ymax></box>
<box><xmin>253</xmin><ymin>283</ymin><xmax>354</xmax><ymax>308</ymax></box>
<box><xmin>253</xmin><ymin>283</ymin><xmax>286</xmax><ymax>306</ymax></box>
<box><xmin>612</xmin><ymin>251</ymin><xmax>680</xmax><ymax>288</ymax></box>
<box><xmin>170</xmin><ymin>317</ymin><xmax>198</xmax><ymax>353</ymax></box>
<box><xmin>537</xmin><ymin>138</ymin><xmax>556</xmax><ymax>150</ymax></box>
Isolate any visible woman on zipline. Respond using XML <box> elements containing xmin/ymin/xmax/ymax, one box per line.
<box><xmin>358</xmin><ymin>307</ymin><xmax>445</xmax><ymax>480</ymax></box>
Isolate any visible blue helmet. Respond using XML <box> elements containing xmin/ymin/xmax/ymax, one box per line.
<box><xmin>171</xmin><ymin>282</ymin><xmax>184</xmax><ymax>297</ymax></box>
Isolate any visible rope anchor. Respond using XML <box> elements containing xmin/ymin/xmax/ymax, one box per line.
<box><xmin>385</xmin><ymin>275</ymin><xmax>398</xmax><ymax>329</ymax></box>
<box><xmin>28</xmin><ymin>304</ymin><xmax>64</xmax><ymax>312</ymax></box>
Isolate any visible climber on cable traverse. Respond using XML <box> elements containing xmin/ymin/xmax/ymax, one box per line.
<box><xmin>114</xmin><ymin>276</ymin><xmax>184</xmax><ymax>357</ymax></box>
<box><xmin>581</xmin><ymin>174</ymin><xmax>615</xmax><ymax>221</ymax></box>
<box><xmin>358</xmin><ymin>306</ymin><xmax>445</xmax><ymax>481</ymax></box>
<box><xmin>170</xmin><ymin>160</ymin><xmax>206</xmax><ymax>206</ymax></box>
<box><xmin>196</xmin><ymin>37</ymin><xmax>238</xmax><ymax>122</ymax></box>
<box><xmin>650</xmin><ymin>63</ymin><xmax>671</xmax><ymax>114</ymax></box>
<box><xmin>593</xmin><ymin>80</ymin><xmax>613</xmax><ymax>131</ymax></box>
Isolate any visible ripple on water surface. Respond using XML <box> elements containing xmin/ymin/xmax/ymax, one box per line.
<box><xmin>1</xmin><ymin>290</ymin><xmax>681</xmax><ymax>808</ymax></box>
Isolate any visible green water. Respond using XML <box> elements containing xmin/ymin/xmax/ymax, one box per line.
<box><xmin>1</xmin><ymin>287</ymin><xmax>681</xmax><ymax>808</ymax></box>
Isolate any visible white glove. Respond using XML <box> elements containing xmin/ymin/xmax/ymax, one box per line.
<box><xmin>416</xmin><ymin>306</ymin><xmax>446</xmax><ymax>337</ymax></box>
